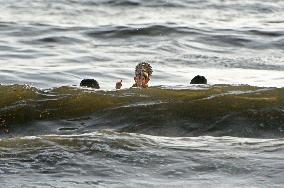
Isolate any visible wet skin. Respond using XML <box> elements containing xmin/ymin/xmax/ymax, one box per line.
<box><xmin>133</xmin><ymin>75</ymin><xmax>150</xmax><ymax>88</ymax></box>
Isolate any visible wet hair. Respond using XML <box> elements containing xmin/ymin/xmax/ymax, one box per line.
<box><xmin>80</xmin><ymin>79</ymin><xmax>100</xmax><ymax>89</ymax></box>
<box><xmin>135</xmin><ymin>62</ymin><xmax>153</xmax><ymax>78</ymax></box>
<box><xmin>137</xmin><ymin>72</ymin><xmax>149</xmax><ymax>79</ymax></box>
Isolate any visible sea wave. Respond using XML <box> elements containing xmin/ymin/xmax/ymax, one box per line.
<box><xmin>68</xmin><ymin>0</ymin><xmax>189</xmax><ymax>7</ymax></box>
<box><xmin>0</xmin><ymin>130</ymin><xmax>283</xmax><ymax>187</ymax></box>
<box><xmin>0</xmin><ymin>84</ymin><xmax>283</xmax><ymax>138</ymax></box>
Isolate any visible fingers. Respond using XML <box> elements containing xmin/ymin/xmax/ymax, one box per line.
<box><xmin>116</xmin><ymin>80</ymin><xmax>122</xmax><ymax>89</ymax></box>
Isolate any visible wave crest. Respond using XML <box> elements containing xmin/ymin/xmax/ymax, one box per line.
<box><xmin>0</xmin><ymin>84</ymin><xmax>284</xmax><ymax>138</ymax></box>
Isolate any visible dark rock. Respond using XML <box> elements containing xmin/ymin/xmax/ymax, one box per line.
<box><xmin>80</xmin><ymin>79</ymin><xmax>100</xmax><ymax>89</ymax></box>
<box><xmin>190</xmin><ymin>75</ymin><xmax>207</xmax><ymax>84</ymax></box>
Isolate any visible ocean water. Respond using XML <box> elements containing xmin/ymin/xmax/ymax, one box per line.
<box><xmin>0</xmin><ymin>0</ymin><xmax>284</xmax><ymax>187</ymax></box>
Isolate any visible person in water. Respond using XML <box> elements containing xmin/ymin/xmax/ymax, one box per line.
<box><xmin>116</xmin><ymin>62</ymin><xmax>153</xmax><ymax>89</ymax></box>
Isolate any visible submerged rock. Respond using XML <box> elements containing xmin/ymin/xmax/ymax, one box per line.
<box><xmin>190</xmin><ymin>75</ymin><xmax>207</xmax><ymax>84</ymax></box>
<box><xmin>80</xmin><ymin>79</ymin><xmax>100</xmax><ymax>89</ymax></box>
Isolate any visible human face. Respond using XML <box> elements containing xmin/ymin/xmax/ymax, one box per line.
<box><xmin>134</xmin><ymin>75</ymin><xmax>150</xmax><ymax>87</ymax></box>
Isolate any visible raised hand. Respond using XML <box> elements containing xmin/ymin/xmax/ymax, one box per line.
<box><xmin>116</xmin><ymin>80</ymin><xmax>122</xmax><ymax>89</ymax></box>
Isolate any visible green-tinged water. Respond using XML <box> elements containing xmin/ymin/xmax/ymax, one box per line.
<box><xmin>1</xmin><ymin>84</ymin><xmax>283</xmax><ymax>138</ymax></box>
<box><xmin>1</xmin><ymin>0</ymin><xmax>284</xmax><ymax>187</ymax></box>
<box><xmin>1</xmin><ymin>130</ymin><xmax>284</xmax><ymax>188</ymax></box>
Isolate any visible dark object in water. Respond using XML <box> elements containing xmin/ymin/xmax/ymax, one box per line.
<box><xmin>190</xmin><ymin>75</ymin><xmax>207</xmax><ymax>84</ymax></box>
<box><xmin>116</xmin><ymin>80</ymin><xmax>122</xmax><ymax>89</ymax></box>
<box><xmin>80</xmin><ymin>79</ymin><xmax>100</xmax><ymax>89</ymax></box>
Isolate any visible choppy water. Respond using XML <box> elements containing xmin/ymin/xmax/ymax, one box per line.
<box><xmin>1</xmin><ymin>0</ymin><xmax>284</xmax><ymax>187</ymax></box>
<box><xmin>1</xmin><ymin>131</ymin><xmax>284</xmax><ymax>188</ymax></box>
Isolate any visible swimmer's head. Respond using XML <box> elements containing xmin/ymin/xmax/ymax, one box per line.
<box><xmin>135</xmin><ymin>62</ymin><xmax>153</xmax><ymax>78</ymax></box>
<box><xmin>134</xmin><ymin>62</ymin><xmax>152</xmax><ymax>88</ymax></box>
